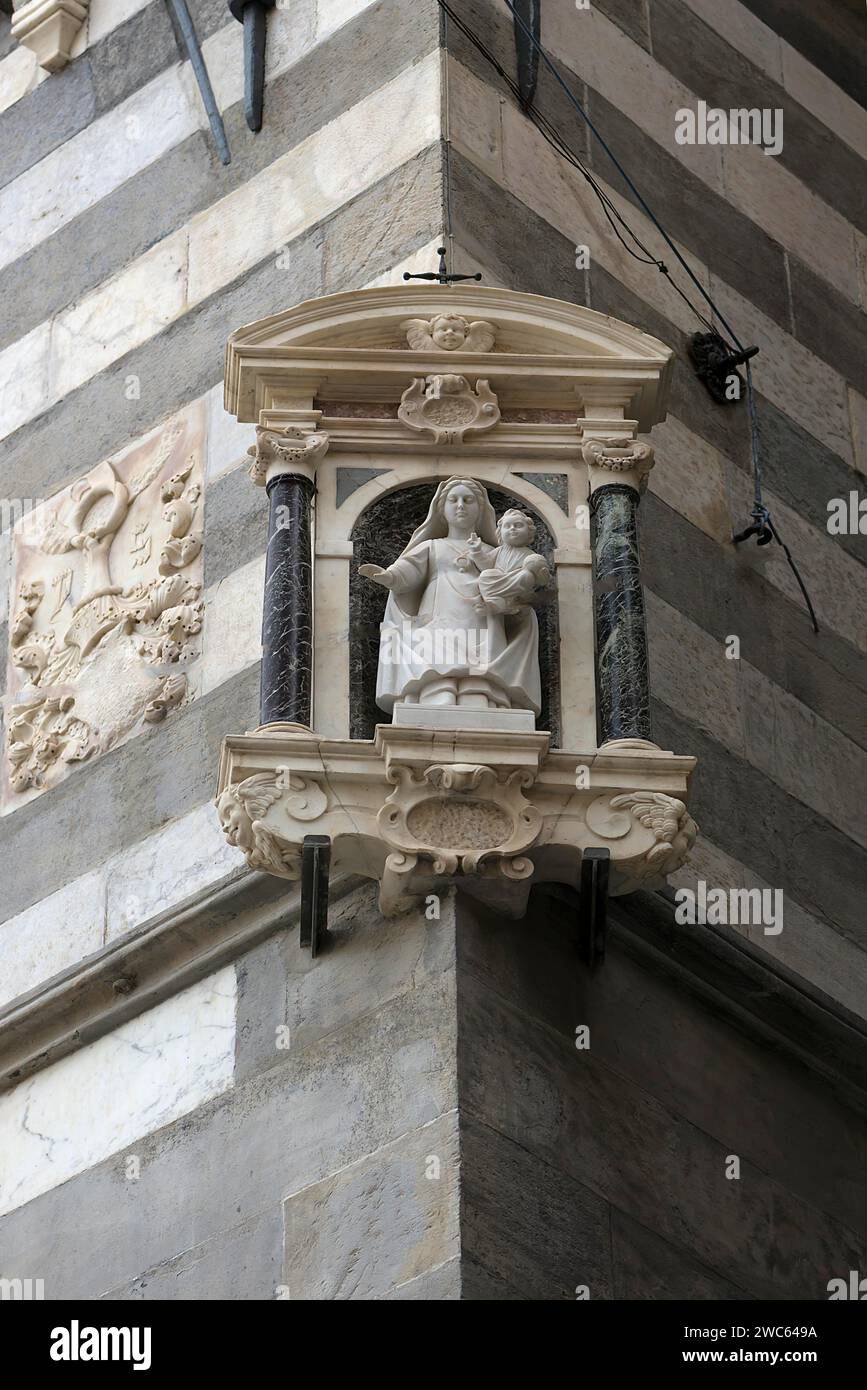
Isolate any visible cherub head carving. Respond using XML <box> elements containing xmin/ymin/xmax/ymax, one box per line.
<box><xmin>402</xmin><ymin>315</ymin><xmax>496</xmax><ymax>353</ymax></box>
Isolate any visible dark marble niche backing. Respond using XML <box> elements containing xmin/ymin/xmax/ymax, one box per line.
<box><xmin>349</xmin><ymin>483</ymin><xmax>561</xmax><ymax>743</ymax></box>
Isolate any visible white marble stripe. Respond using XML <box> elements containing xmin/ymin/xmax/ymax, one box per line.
<box><xmin>0</xmin><ymin>0</ymin><xmax>379</xmax><ymax>276</ymax></box>
<box><xmin>0</xmin><ymin>52</ymin><xmax>441</xmax><ymax>438</ymax></box>
<box><xmin>0</xmin><ymin>43</ymin><xmax>43</xmax><ymax>117</ymax></box>
<box><xmin>0</xmin><ymin>967</ymin><xmax>236</xmax><ymax>1217</ymax></box>
<box><xmin>0</xmin><ymin>802</ymin><xmax>245</xmax><ymax>1011</ymax></box>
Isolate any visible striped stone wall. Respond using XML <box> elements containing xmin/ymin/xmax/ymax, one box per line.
<box><xmin>443</xmin><ymin>0</ymin><xmax>867</xmax><ymax>1012</ymax></box>
<box><xmin>0</xmin><ymin>0</ymin><xmax>865</xmax><ymax>1298</ymax></box>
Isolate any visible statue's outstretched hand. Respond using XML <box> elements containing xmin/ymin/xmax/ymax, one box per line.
<box><xmin>358</xmin><ymin>563</ymin><xmax>395</xmax><ymax>589</ymax></box>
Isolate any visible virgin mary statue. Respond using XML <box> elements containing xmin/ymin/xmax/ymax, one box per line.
<box><xmin>359</xmin><ymin>477</ymin><xmax>543</xmax><ymax>716</ymax></box>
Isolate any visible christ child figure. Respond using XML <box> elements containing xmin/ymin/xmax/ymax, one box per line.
<box><xmin>457</xmin><ymin>509</ymin><xmax>551</xmax><ymax>614</ymax></box>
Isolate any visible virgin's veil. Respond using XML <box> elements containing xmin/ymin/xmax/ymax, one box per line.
<box><xmin>379</xmin><ymin>478</ymin><xmax>498</xmax><ymax>625</ymax></box>
<box><xmin>398</xmin><ymin>478</ymin><xmax>498</xmax><ymax>554</ymax></box>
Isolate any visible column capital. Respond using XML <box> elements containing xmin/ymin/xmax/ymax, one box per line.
<box><xmin>582</xmin><ymin>435</ymin><xmax>654</xmax><ymax>498</ymax></box>
<box><xmin>247</xmin><ymin>426</ymin><xmax>330</xmax><ymax>488</ymax></box>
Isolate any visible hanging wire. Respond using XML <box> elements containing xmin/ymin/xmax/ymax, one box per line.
<box><xmin>436</xmin><ymin>0</ymin><xmax>820</xmax><ymax>634</ymax></box>
<box><xmin>439</xmin><ymin>0</ymin><xmax>718</xmax><ymax>334</ymax></box>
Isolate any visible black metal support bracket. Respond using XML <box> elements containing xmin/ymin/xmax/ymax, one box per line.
<box><xmin>300</xmin><ymin>835</ymin><xmax>331</xmax><ymax>958</ymax></box>
<box><xmin>688</xmin><ymin>331</ymin><xmax>759</xmax><ymax>405</ymax></box>
<box><xmin>577</xmin><ymin>848</ymin><xmax>610</xmax><ymax>965</ymax></box>
<box><xmin>228</xmin><ymin>0</ymin><xmax>276</xmax><ymax>132</ymax></box>
<box><xmin>512</xmin><ymin>0</ymin><xmax>541</xmax><ymax>108</ymax></box>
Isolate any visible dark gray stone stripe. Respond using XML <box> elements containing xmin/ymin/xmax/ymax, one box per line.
<box><xmin>0</xmin><ymin>0</ymin><xmax>437</xmax><ymax>355</ymax></box>
<box><xmin>787</xmin><ymin>255</ymin><xmax>867</xmax><ymax>399</ymax></box>
<box><xmin>0</xmin><ymin>663</ymin><xmax>259</xmax><ymax>926</ymax></box>
<box><xmin>447</xmin><ymin>0</ymin><xmax>866</xmax><ymax>375</ymax></box>
<box><xmin>0</xmin><ymin>145</ymin><xmax>442</xmax><ymax>505</ymax></box>
<box><xmin>0</xmin><ymin>0</ymin><xmax>236</xmax><ymax>191</ymax></box>
<box><xmin>642</xmin><ymin>492</ymin><xmax>867</xmax><ymax>757</ymax></box>
<box><xmin>592</xmin><ymin>0</ymin><xmax>651</xmax><ymax>51</ymax></box>
<box><xmin>204</xmin><ymin>464</ymin><xmax>267</xmax><ymax>591</ymax></box>
<box><xmin>448</xmin><ymin>149</ymin><xmax>867</xmax><ymax>571</ymax></box>
<box><xmin>584</xmin><ymin>79</ymin><xmax>791</xmax><ymax>341</ymax></box>
<box><xmin>652</xmin><ymin>698</ymin><xmax>867</xmax><ymax>951</ymax></box>
<box><xmin>648</xmin><ymin>0</ymin><xmax>867</xmax><ymax>236</ymax></box>
<box><xmin>0</xmin><ymin>12</ymin><xmax>15</xmax><ymax>62</ymax></box>
<box><xmin>740</xmin><ymin>0</ymin><xmax>867</xmax><ymax>112</ymax></box>
<box><xmin>0</xmin><ymin>57</ymin><xmax>96</xmax><ymax>193</ymax></box>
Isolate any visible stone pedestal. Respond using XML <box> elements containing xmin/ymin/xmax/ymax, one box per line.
<box><xmin>392</xmin><ymin>705</ymin><xmax>536</xmax><ymax>732</ymax></box>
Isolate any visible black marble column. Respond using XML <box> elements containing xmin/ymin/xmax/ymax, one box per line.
<box><xmin>590</xmin><ymin>483</ymin><xmax>651</xmax><ymax>744</ymax></box>
<box><xmin>260</xmin><ymin>472</ymin><xmax>314</xmax><ymax>727</ymax></box>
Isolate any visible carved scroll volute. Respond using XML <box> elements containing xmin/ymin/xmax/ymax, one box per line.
<box><xmin>586</xmin><ymin>790</ymin><xmax>698</xmax><ymax>887</ymax></box>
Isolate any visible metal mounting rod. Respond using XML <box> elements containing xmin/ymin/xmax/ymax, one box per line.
<box><xmin>512</xmin><ymin>0</ymin><xmax>541</xmax><ymax>108</ymax></box>
<box><xmin>167</xmin><ymin>0</ymin><xmax>231</xmax><ymax>164</ymax></box>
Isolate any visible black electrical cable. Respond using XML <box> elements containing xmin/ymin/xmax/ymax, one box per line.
<box><xmin>502</xmin><ymin>0</ymin><xmax>744</xmax><ymax>348</ymax></box>
<box><xmin>439</xmin><ymin>0</ymin><xmax>718</xmax><ymax>333</ymax></box>
<box><xmin>437</xmin><ymin>0</ymin><xmax>819</xmax><ymax>634</ymax></box>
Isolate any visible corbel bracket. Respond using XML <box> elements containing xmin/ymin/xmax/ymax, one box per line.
<box><xmin>10</xmin><ymin>0</ymin><xmax>89</xmax><ymax>73</ymax></box>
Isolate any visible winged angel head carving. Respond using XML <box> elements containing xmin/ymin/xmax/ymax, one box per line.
<box><xmin>216</xmin><ymin>772</ymin><xmax>300</xmax><ymax>878</ymax></box>
<box><xmin>402</xmin><ymin>315</ymin><xmax>496</xmax><ymax>354</ymax></box>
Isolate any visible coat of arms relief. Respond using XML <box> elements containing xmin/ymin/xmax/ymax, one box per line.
<box><xmin>4</xmin><ymin>404</ymin><xmax>205</xmax><ymax>807</ymax></box>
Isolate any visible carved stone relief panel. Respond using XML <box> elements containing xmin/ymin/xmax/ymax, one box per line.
<box><xmin>4</xmin><ymin>402</ymin><xmax>206</xmax><ymax>810</ymax></box>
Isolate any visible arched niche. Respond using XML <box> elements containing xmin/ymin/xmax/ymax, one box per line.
<box><xmin>349</xmin><ymin>481</ymin><xmax>561</xmax><ymax>743</ymax></box>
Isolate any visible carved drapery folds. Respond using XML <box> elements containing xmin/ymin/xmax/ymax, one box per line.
<box><xmin>5</xmin><ymin>407</ymin><xmax>205</xmax><ymax>804</ymax></box>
